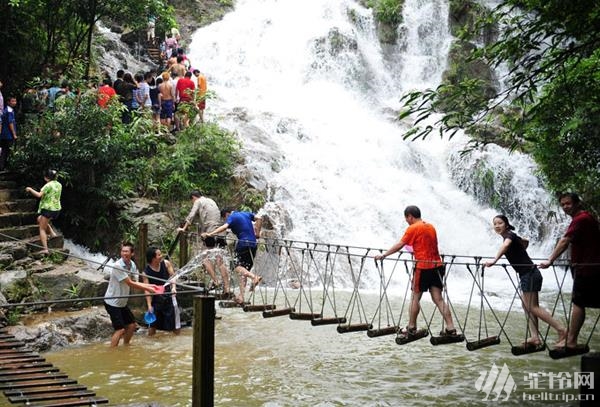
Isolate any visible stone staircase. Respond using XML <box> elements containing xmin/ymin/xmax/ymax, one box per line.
<box><xmin>0</xmin><ymin>171</ymin><xmax>64</xmax><ymax>266</ymax></box>
<box><xmin>146</xmin><ymin>38</ymin><xmax>163</xmax><ymax>65</ymax></box>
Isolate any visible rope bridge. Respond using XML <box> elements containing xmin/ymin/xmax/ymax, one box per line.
<box><xmin>206</xmin><ymin>237</ymin><xmax>599</xmax><ymax>360</ymax></box>
<box><xmin>0</xmin><ymin>231</ymin><xmax>597</xmax><ymax>363</ymax></box>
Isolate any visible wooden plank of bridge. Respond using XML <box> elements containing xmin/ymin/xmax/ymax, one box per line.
<box><xmin>0</xmin><ymin>366</ymin><xmax>60</xmax><ymax>376</ymax></box>
<box><xmin>24</xmin><ymin>396</ymin><xmax>109</xmax><ymax>406</ymax></box>
<box><xmin>0</xmin><ymin>359</ymin><xmax>52</xmax><ymax>373</ymax></box>
<box><xmin>0</xmin><ymin>372</ymin><xmax>68</xmax><ymax>383</ymax></box>
<box><xmin>0</xmin><ymin>378</ymin><xmax>77</xmax><ymax>390</ymax></box>
<box><xmin>0</xmin><ymin>331</ymin><xmax>109</xmax><ymax>406</ymax></box>
<box><xmin>4</xmin><ymin>384</ymin><xmax>87</xmax><ymax>397</ymax></box>
<box><xmin>8</xmin><ymin>389</ymin><xmax>97</xmax><ymax>403</ymax></box>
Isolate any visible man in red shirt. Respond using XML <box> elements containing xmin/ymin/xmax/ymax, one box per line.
<box><xmin>376</xmin><ymin>205</ymin><xmax>458</xmax><ymax>338</ymax></box>
<box><xmin>175</xmin><ymin>71</ymin><xmax>196</xmax><ymax>129</ymax></box>
<box><xmin>541</xmin><ymin>193</ymin><xmax>600</xmax><ymax>349</ymax></box>
<box><xmin>97</xmin><ymin>78</ymin><xmax>117</xmax><ymax>108</ymax></box>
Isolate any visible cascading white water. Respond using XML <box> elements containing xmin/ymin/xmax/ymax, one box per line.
<box><xmin>188</xmin><ymin>0</ymin><xmax>565</xmax><ymax>302</ymax></box>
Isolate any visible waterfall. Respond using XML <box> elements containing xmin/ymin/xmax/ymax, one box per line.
<box><xmin>187</xmin><ymin>0</ymin><xmax>564</xmax><ymax>297</ymax></box>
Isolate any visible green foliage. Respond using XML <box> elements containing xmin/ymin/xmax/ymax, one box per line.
<box><xmin>13</xmin><ymin>93</ymin><xmax>242</xmax><ymax>251</ymax></box>
<box><xmin>0</xmin><ymin>0</ymin><xmax>176</xmax><ymax>92</ymax></box>
<box><xmin>63</xmin><ymin>284</ymin><xmax>80</xmax><ymax>299</ymax></box>
<box><xmin>373</xmin><ymin>0</ymin><xmax>404</xmax><ymax>26</ymax></box>
<box><xmin>400</xmin><ymin>0</ymin><xmax>600</xmax><ymax>214</ymax></box>
<box><xmin>6</xmin><ymin>309</ymin><xmax>21</xmax><ymax>326</ymax></box>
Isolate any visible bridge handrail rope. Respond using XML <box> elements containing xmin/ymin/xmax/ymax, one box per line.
<box><xmin>464</xmin><ymin>263</ymin><xmax>516</xmax><ymax>348</ymax></box>
<box><xmin>387</xmin><ymin>260</ymin><xmax>414</xmax><ymax>339</ymax></box>
<box><xmin>338</xmin><ymin>249</ymin><xmax>370</xmax><ymax>331</ymax></box>
<box><xmin>371</xmin><ymin>258</ymin><xmax>398</xmax><ymax>331</ymax></box>
<box><xmin>462</xmin><ymin>259</ymin><xmax>493</xmax><ymax>344</ymax></box>
<box><xmin>266</xmin><ymin>244</ymin><xmax>291</xmax><ymax>310</ymax></box>
<box><xmin>439</xmin><ymin>255</ymin><xmax>465</xmax><ymax>336</ymax></box>
<box><xmin>286</xmin><ymin>244</ymin><xmax>315</xmax><ymax>316</ymax></box>
<box><xmin>309</xmin><ymin>246</ymin><xmax>340</xmax><ymax>321</ymax></box>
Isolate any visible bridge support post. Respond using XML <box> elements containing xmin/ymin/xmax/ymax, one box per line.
<box><xmin>179</xmin><ymin>231</ymin><xmax>189</xmax><ymax>268</ymax></box>
<box><xmin>580</xmin><ymin>352</ymin><xmax>599</xmax><ymax>406</ymax></box>
<box><xmin>192</xmin><ymin>295</ymin><xmax>215</xmax><ymax>407</ymax></box>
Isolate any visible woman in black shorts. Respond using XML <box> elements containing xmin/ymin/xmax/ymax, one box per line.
<box><xmin>484</xmin><ymin>215</ymin><xmax>566</xmax><ymax>346</ymax></box>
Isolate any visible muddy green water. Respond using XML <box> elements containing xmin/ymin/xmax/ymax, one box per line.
<box><xmin>22</xmin><ymin>294</ymin><xmax>599</xmax><ymax>406</ymax></box>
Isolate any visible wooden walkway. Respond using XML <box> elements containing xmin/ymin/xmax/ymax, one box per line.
<box><xmin>0</xmin><ymin>327</ymin><xmax>108</xmax><ymax>406</ymax></box>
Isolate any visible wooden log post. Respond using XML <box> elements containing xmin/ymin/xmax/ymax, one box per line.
<box><xmin>179</xmin><ymin>231</ymin><xmax>189</xmax><ymax>267</ymax></box>
<box><xmin>136</xmin><ymin>222</ymin><xmax>148</xmax><ymax>276</ymax></box>
<box><xmin>192</xmin><ymin>295</ymin><xmax>215</xmax><ymax>407</ymax></box>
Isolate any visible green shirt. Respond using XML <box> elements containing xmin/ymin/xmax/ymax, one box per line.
<box><xmin>39</xmin><ymin>180</ymin><xmax>62</xmax><ymax>212</ymax></box>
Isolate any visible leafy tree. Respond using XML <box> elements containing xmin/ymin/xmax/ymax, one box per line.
<box><xmin>0</xmin><ymin>0</ymin><xmax>175</xmax><ymax>92</ymax></box>
<box><xmin>399</xmin><ymin>0</ymin><xmax>600</xmax><ymax>213</ymax></box>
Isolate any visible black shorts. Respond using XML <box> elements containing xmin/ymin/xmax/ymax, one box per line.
<box><xmin>519</xmin><ymin>268</ymin><xmax>543</xmax><ymax>292</ymax></box>
<box><xmin>235</xmin><ymin>246</ymin><xmax>257</xmax><ymax>270</ymax></box>
<box><xmin>40</xmin><ymin>209</ymin><xmax>60</xmax><ymax>220</ymax></box>
<box><xmin>572</xmin><ymin>270</ymin><xmax>600</xmax><ymax>308</ymax></box>
<box><xmin>204</xmin><ymin>235</ymin><xmax>227</xmax><ymax>249</ymax></box>
<box><xmin>413</xmin><ymin>266</ymin><xmax>445</xmax><ymax>293</ymax></box>
<box><xmin>104</xmin><ymin>303</ymin><xmax>135</xmax><ymax>330</ymax></box>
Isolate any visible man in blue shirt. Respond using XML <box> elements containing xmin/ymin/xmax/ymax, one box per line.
<box><xmin>202</xmin><ymin>208</ymin><xmax>263</xmax><ymax>304</ymax></box>
<box><xmin>0</xmin><ymin>96</ymin><xmax>17</xmax><ymax>171</ymax></box>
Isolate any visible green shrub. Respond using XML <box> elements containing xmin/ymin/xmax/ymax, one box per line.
<box><xmin>13</xmin><ymin>93</ymin><xmax>242</xmax><ymax>251</ymax></box>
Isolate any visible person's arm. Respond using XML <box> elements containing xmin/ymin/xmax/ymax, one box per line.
<box><xmin>375</xmin><ymin>239</ymin><xmax>406</xmax><ymax>260</ymax></box>
<box><xmin>254</xmin><ymin>216</ymin><xmax>262</xmax><ymax>238</ymax></box>
<box><xmin>177</xmin><ymin>200</ymin><xmax>200</xmax><ymax>232</ymax></box>
<box><xmin>202</xmin><ymin>223</ymin><xmax>229</xmax><ymax>239</ymax></box>
<box><xmin>8</xmin><ymin>121</ymin><xmax>16</xmax><ymax>140</ymax></box>
<box><xmin>125</xmin><ymin>277</ymin><xmax>159</xmax><ymax>293</ymax></box>
<box><xmin>25</xmin><ymin>186</ymin><xmax>42</xmax><ymax>199</ymax></box>
<box><xmin>165</xmin><ymin>260</ymin><xmax>177</xmax><ymax>295</ymax></box>
<box><xmin>539</xmin><ymin>236</ymin><xmax>571</xmax><ymax>268</ymax></box>
<box><xmin>484</xmin><ymin>237</ymin><xmax>512</xmax><ymax>267</ymax></box>
<box><xmin>141</xmin><ymin>272</ymin><xmax>153</xmax><ymax>311</ymax></box>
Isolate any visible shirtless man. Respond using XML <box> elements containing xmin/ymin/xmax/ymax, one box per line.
<box><xmin>158</xmin><ymin>72</ymin><xmax>175</xmax><ymax>128</ymax></box>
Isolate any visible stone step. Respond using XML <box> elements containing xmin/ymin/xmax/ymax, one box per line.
<box><xmin>26</xmin><ymin>235</ymin><xmax>65</xmax><ymax>252</ymax></box>
<box><xmin>0</xmin><ymin>188</ymin><xmax>26</xmax><ymax>201</ymax></box>
<box><xmin>0</xmin><ymin>225</ymin><xmax>40</xmax><ymax>242</ymax></box>
<box><xmin>0</xmin><ymin>199</ymin><xmax>38</xmax><ymax>214</ymax></box>
<box><xmin>0</xmin><ymin>180</ymin><xmax>17</xmax><ymax>189</ymax></box>
<box><xmin>0</xmin><ymin>170</ymin><xmax>19</xmax><ymax>181</ymax></box>
<box><xmin>0</xmin><ymin>212</ymin><xmax>38</xmax><ymax>228</ymax></box>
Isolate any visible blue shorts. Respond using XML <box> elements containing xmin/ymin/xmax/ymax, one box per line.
<box><xmin>520</xmin><ymin>268</ymin><xmax>543</xmax><ymax>292</ymax></box>
<box><xmin>160</xmin><ymin>100</ymin><xmax>174</xmax><ymax>119</ymax></box>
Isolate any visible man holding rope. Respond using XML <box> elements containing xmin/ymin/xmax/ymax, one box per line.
<box><xmin>540</xmin><ymin>193</ymin><xmax>600</xmax><ymax>350</ymax></box>
<box><xmin>375</xmin><ymin>205</ymin><xmax>458</xmax><ymax>339</ymax></box>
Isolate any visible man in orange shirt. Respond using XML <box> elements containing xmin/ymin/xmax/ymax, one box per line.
<box><xmin>376</xmin><ymin>205</ymin><xmax>457</xmax><ymax>338</ymax></box>
<box><xmin>193</xmin><ymin>69</ymin><xmax>207</xmax><ymax>123</ymax></box>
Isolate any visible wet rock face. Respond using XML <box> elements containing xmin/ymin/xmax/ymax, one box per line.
<box><xmin>9</xmin><ymin>309</ymin><xmax>113</xmax><ymax>352</ymax></box>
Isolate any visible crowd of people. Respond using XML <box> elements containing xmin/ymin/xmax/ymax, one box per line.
<box><xmin>102</xmin><ymin>43</ymin><xmax>208</xmax><ymax>130</ymax></box>
<box><xmin>0</xmin><ymin>29</ymin><xmax>209</xmax><ymax>176</ymax></box>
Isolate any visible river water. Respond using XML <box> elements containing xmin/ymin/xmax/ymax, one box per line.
<box><xmin>30</xmin><ymin>0</ymin><xmax>599</xmax><ymax>406</ymax></box>
<box><xmin>42</xmin><ymin>290</ymin><xmax>596</xmax><ymax>406</ymax></box>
